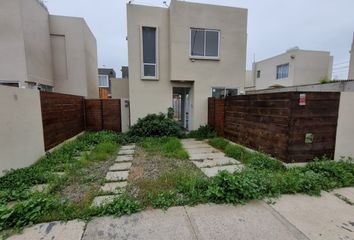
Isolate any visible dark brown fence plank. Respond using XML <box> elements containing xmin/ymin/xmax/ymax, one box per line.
<box><xmin>40</xmin><ymin>92</ymin><xmax>85</xmax><ymax>151</ymax></box>
<box><xmin>208</xmin><ymin>92</ymin><xmax>340</xmax><ymax>163</ymax></box>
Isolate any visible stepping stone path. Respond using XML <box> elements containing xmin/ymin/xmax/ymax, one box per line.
<box><xmin>182</xmin><ymin>139</ymin><xmax>243</xmax><ymax>177</ymax></box>
<box><xmin>91</xmin><ymin>144</ymin><xmax>135</xmax><ymax>207</ymax></box>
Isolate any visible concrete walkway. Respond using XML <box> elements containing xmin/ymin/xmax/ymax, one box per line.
<box><xmin>181</xmin><ymin>139</ymin><xmax>243</xmax><ymax>177</ymax></box>
<box><xmin>8</xmin><ymin>188</ymin><xmax>354</xmax><ymax>240</ymax></box>
<box><xmin>91</xmin><ymin>144</ymin><xmax>135</xmax><ymax>207</ymax></box>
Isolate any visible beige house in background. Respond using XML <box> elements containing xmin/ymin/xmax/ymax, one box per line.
<box><xmin>349</xmin><ymin>33</ymin><xmax>354</xmax><ymax>79</ymax></box>
<box><xmin>246</xmin><ymin>48</ymin><xmax>333</xmax><ymax>91</ymax></box>
<box><xmin>0</xmin><ymin>0</ymin><xmax>98</xmax><ymax>98</ymax></box>
<box><xmin>111</xmin><ymin>78</ymin><xmax>130</xmax><ymax>99</ymax></box>
<box><xmin>127</xmin><ymin>0</ymin><xmax>247</xmax><ymax>130</ymax></box>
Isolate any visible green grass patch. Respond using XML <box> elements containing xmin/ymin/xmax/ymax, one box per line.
<box><xmin>0</xmin><ymin>131</ymin><xmax>123</xmax><ymax>232</ymax></box>
<box><xmin>140</xmin><ymin>137</ymin><xmax>189</xmax><ymax>159</ymax></box>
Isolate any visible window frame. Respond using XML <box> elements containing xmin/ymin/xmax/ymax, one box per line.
<box><xmin>190</xmin><ymin>28</ymin><xmax>220</xmax><ymax>60</ymax></box>
<box><xmin>98</xmin><ymin>75</ymin><xmax>109</xmax><ymax>88</ymax></box>
<box><xmin>276</xmin><ymin>63</ymin><xmax>289</xmax><ymax>79</ymax></box>
<box><xmin>257</xmin><ymin>70</ymin><xmax>261</xmax><ymax>79</ymax></box>
<box><xmin>140</xmin><ymin>26</ymin><xmax>159</xmax><ymax>80</ymax></box>
<box><xmin>212</xmin><ymin>87</ymin><xmax>238</xmax><ymax>99</ymax></box>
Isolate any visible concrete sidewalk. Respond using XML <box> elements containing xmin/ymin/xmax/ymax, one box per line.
<box><xmin>7</xmin><ymin>189</ymin><xmax>354</xmax><ymax>240</ymax></box>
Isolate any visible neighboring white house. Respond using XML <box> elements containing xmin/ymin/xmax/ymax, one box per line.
<box><xmin>246</xmin><ymin>48</ymin><xmax>333</xmax><ymax>91</ymax></box>
<box><xmin>349</xmin><ymin>33</ymin><xmax>354</xmax><ymax>79</ymax></box>
<box><xmin>127</xmin><ymin>0</ymin><xmax>248</xmax><ymax>130</ymax></box>
<box><xmin>0</xmin><ymin>0</ymin><xmax>99</xmax><ymax>98</ymax></box>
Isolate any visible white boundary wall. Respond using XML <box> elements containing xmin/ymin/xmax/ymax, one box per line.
<box><xmin>335</xmin><ymin>92</ymin><xmax>354</xmax><ymax>160</ymax></box>
<box><xmin>0</xmin><ymin>86</ymin><xmax>45</xmax><ymax>176</ymax></box>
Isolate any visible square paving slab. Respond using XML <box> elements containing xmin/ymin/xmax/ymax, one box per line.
<box><xmin>192</xmin><ymin>157</ymin><xmax>240</xmax><ymax>168</ymax></box>
<box><xmin>82</xmin><ymin>207</ymin><xmax>196</xmax><ymax>240</ymax></box>
<box><xmin>115</xmin><ymin>155</ymin><xmax>133</xmax><ymax>162</ymax></box>
<box><xmin>118</xmin><ymin>149</ymin><xmax>135</xmax><ymax>155</ymax></box>
<box><xmin>121</xmin><ymin>145</ymin><xmax>136</xmax><ymax>150</ymax></box>
<box><xmin>187</xmin><ymin>148</ymin><xmax>220</xmax><ymax>154</ymax></box>
<box><xmin>185</xmin><ymin>203</ymin><xmax>307</xmax><ymax>240</ymax></box>
<box><xmin>8</xmin><ymin>220</ymin><xmax>86</xmax><ymax>240</ymax></box>
<box><xmin>91</xmin><ymin>195</ymin><xmax>117</xmax><ymax>208</ymax></box>
<box><xmin>105</xmin><ymin>171</ymin><xmax>129</xmax><ymax>181</ymax></box>
<box><xmin>109</xmin><ymin>162</ymin><xmax>132</xmax><ymax>171</ymax></box>
<box><xmin>270</xmin><ymin>191</ymin><xmax>354</xmax><ymax>240</ymax></box>
<box><xmin>189</xmin><ymin>152</ymin><xmax>226</xmax><ymax>161</ymax></box>
<box><xmin>100</xmin><ymin>182</ymin><xmax>127</xmax><ymax>193</ymax></box>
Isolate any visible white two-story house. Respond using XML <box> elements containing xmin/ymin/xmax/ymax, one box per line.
<box><xmin>127</xmin><ymin>0</ymin><xmax>247</xmax><ymax>130</ymax></box>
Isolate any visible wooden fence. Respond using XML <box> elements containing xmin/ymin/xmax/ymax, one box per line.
<box><xmin>85</xmin><ymin>99</ymin><xmax>121</xmax><ymax>132</ymax></box>
<box><xmin>208</xmin><ymin>92</ymin><xmax>341</xmax><ymax>163</ymax></box>
<box><xmin>40</xmin><ymin>92</ymin><xmax>85</xmax><ymax>151</ymax></box>
<box><xmin>40</xmin><ymin>92</ymin><xmax>122</xmax><ymax>151</ymax></box>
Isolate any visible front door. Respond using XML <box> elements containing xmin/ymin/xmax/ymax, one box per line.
<box><xmin>172</xmin><ymin>87</ymin><xmax>191</xmax><ymax>130</ymax></box>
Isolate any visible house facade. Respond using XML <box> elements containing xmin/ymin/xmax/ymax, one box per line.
<box><xmin>127</xmin><ymin>0</ymin><xmax>247</xmax><ymax>130</ymax></box>
<box><xmin>349</xmin><ymin>33</ymin><xmax>354</xmax><ymax>80</ymax></box>
<box><xmin>247</xmin><ymin>48</ymin><xmax>333</xmax><ymax>90</ymax></box>
<box><xmin>98</xmin><ymin>68</ymin><xmax>116</xmax><ymax>99</ymax></box>
<box><xmin>0</xmin><ymin>0</ymin><xmax>98</xmax><ymax>98</ymax></box>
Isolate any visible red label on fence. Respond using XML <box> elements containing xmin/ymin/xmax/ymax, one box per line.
<box><xmin>299</xmin><ymin>94</ymin><xmax>306</xmax><ymax>106</ymax></box>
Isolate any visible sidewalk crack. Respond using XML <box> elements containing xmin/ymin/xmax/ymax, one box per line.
<box><xmin>183</xmin><ymin>206</ymin><xmax>199</xmax><ymax>240</ymax></box>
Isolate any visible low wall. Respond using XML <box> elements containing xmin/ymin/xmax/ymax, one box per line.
<box><xmin>335</xmin><ymin>92</ymin><xmax>354</xmax><ymax>159</ymax></box>
<box><xmin>40</xmin><ymin>91</ymin><xmax>85</xmax><ymax>151</ymax></box>
<box><xmin>121</xmin><ymin>99</ymin><xmax>130</xmax><ymax>133</ymax></box>
<box><xmin>0</xmin><ymin>86</ymin><xmax>45</xmax><ymax>176</ymax></box>
<box><xmin>209</xmin><ymin>92</ymin><xmax>340</xmax><ymax>163</ymax></box>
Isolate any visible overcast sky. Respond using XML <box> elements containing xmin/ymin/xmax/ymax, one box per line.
<box><xmin>45</xmin><ymin>0</ymin><xmax>354</xmax><ymax>79</ymax></box>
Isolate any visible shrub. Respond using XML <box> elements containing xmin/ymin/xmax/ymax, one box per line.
<box><xmin>187</xmin><ymin>125</ymin><xmax>216</xmax><ymax>140</ymax></box>
<box><xmin>206</xmin><ymin>170</ymin><xmax>272</xmax><ymax>204</ymax></box>
<box><xmin>224</xmin><ymin>144</ymin><xmax>285</xmax><ymax>171</ymax></box>
<box><xmin>305</xmin><ymin>159</ymin><xmax>354</xmax><ymax>189</ymax></box>
<box><xmin>0</xmin><ymin>195</ymin><xmax>72</xmax><ymax>231</ymax></box>
<box><xmin>129</xmin><ymin>113</ymin><xmax>182</xmax><ymax>138</ymax></box>
<box><xmin>209</xmin><ymin>138</ymin><xmax>229</xmax><ymax>150</ymax></box>
<box><xmin>95</xmin><ymin>195</ymin><xmax>141</xmax><ymax>217</ymax></box>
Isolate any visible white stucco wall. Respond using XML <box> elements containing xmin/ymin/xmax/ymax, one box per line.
<box><xmin>50</xmin><ymin>15</ymin><xmax>99</xmax><ymax>98</ymax></box>
<box><xmin>0</xmin><ymin>0</ymin><xmax>53</xmax><ymax>86</ymax></box>
<box><xmin>349</xmin><ymin>34</ymin><xmax>354</xmax><ymax>80</ymax></box>
<box><xmin>22</xmin><ymin>0</ymin><xmax>54</xmax><ymax>86</ymax></box>
<box><xmin>111</xmin><ymin>78</ymin><xmax>130</xmax><ymax>99</ymax></box>
<box><xmin>0</xmin><ymin>86</ymin><xmax>45</xmax><ymax>176</ymax></box>
<box><xmin>127</xmin><ymin>4</ymin><xmax>172</xmax><ymax>124</ymax></box>
<box><xmin>121</xmin><ymin>99</ymin><xmax>131</xmax><ymax>133</ymax></box>
<box><xmin>127</xmin><ymin>1</ymin><xmax>247</xmax><ymax>129</ymax></box>
<box><xmin>335</xmin><ymin>92</ymin><xmax>354</xmax><ymax>160</ymax></box>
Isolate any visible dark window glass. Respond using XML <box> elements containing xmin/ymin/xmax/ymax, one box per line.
<box><xmin>142</xmin><ymin>27</ymin><xmax>156</xmax><ymax>64</ymax></box>
<box><xmin>191</xmin><ymin>29</ymin><xmax>205</xmax><ymax>56</ymax></box>
<box><xmin>206</xmin><ymin>31</ymin><xmax>219</xmax><ymax>57</ymax></box>
<box><xmin>276</xmin><ymin>64</ymin><xmax>289</xmax><ymax>79</ymax></box>
<box><xmin>144</xmin><ymin>65</ymin><xmax>156</xmax><ymax>77</ymax></box>
<box><xmin>226</xmin><ymin>88</ymin><xmax>238</xmax><ymax>97</ymax></box>
<box><xmin>257</xmin><ymin>70</ymin><xmax>261</xmax><ymax>78</ymax></box>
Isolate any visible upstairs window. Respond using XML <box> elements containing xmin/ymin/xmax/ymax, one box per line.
<box><xmin>142</xmin><ymin>26</ymin><xmax>158</xmax><ymax>78</ymax></box>
<box><xmin>98</xmin><ymin>75</ymin><xmax>109</xmax><ymax>87</ymax></box>
<box><xmin>191</xmin><ymin>28</ymin><xmax>220</xmax><ymax>58</ymax></box>
<box><xmin>276</xmin><ymin>63</ymin><xmax>289</xmax><ymax>79</ymax></box>
<box><xmin>257</xmin><ymin>70</ymin><xmax>261</xmax><ymax>78</ymax></box>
